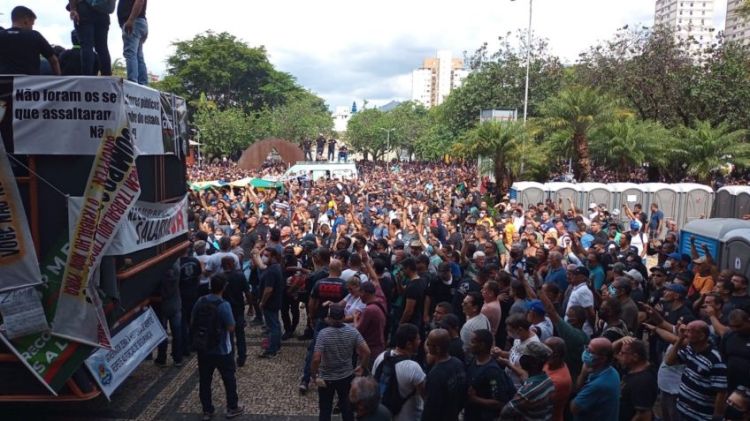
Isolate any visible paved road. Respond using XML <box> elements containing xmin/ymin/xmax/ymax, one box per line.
<box><xmin>2</xmin><ymin>320</ymin><xmax>327</xmax><ymax>421</ymax></box>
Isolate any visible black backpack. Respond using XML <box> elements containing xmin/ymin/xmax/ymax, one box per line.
<box><xmin>374</xmin><ymin>351</ymin><xmax>415</xmax><ymax>416</ymax></box>
<box><xmin>191</xmin><ymin>298</ymin><xmax>223</xmax><ymax>353</ymax></box>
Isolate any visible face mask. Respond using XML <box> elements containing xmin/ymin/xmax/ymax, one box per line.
<box><xmin>664</xmin><ymin>260</ymin><xmax>672</xmax><ymax>269</ymax></box>
<box><xmin>261</xmin><ymin>256</ymin><xmax>270</xmax><ymax>265</ymax></box>
<box><xmin>215</xmin><ymin>234</ymin><xmax>223</xmax><ymax>240</ymax></box>
<box><xmin>608</xmin><ymin>285</ymin><xmax>618</xmax><ymax>296</ymax></box>
<box><xmin>581</xmin><ymin>349</ymin><xmax>596</xmax><ymax>366</ymax></box>
<box><xmin>269</xmin><ymin>224</ymin><xmax>276</xmax><ymax>229</ymax></box>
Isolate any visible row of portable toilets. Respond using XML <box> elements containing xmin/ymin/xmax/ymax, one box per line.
<box><xmin>509</xmin><ymin>182</ymin><xmax>750</xmax><ymax>278</ymax></box>
<box><xmin>510</xmin><ymin>182</ymin><xmax>750</xmax><ymax>230</ymax></box>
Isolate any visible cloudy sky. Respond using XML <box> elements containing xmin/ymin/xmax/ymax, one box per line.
<box><xmin>9</xmin><ymin>0</ymin><xmax>728</xmax><ymax>109</ymax></box>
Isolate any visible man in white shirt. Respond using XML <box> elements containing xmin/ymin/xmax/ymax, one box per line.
<box><xmin>565</xmin><ymin>266</ymin><xmax>595</xmax><ymax>337</ymax></box>
<box><xmin>460</xmin><ymin>291</ymin><xmax>491</xmax><ymax>357</ymax></box>
<box><xmin>372</xmin><ymin>324</ymin><xmax>426</xmax><ymax>421</ymax></box>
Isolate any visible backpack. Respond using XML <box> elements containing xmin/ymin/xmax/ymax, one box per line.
<box><xmin>86</xmin><ymin>0</ymin><xmax>116</xmax><ymax>14</ymax></box>
<box><xmin>374</xmin><ymin>351</ymin><xmax>415</xmax><ymax>416</ymax></box>
<box><xmin>191</xmin><ymin>298</ymin><xmax>224</xmax><ymax>353</ymax></box>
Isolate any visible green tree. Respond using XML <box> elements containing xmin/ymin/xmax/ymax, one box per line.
<box><xmin>453</xmin><ymin>121</ymin><xmax>530</xmax><ymax>192</ymax></box>
<box><xmin>346</xmin><ymin>108</ymin><xmax>389</xmax><ymax>160</ymax></box>
<box><xmin>160</xmin><ymin>31</ymin><xmax>301</xmax><ymax>111</ymax></box>
<box><xmin>590</xmin><ymin>118</ymin><xmax>673</xmax><ymax>179</ymax></box>
<box><xmin>112</xmin><ymin>58</ymin><xmax>126</xmax><ymax>78</ymax></box>
<box><xmin>386</xmin><ymin>101</ymin><xmax>430</xmax><ymax>158</ymax></box>
<box><xmin>440</xmin><ymin>32</ymin><xmax>565</xmax><ymax>134</ymax></box>
<box><xmin>261</xmin><ymin>91</ymin><xmax>333</xmax><ymax>141</ymax></box>
<box><xmin>193</xmin><ymin>96</ymin><xmax>255</xmax><ymax>157</ymax></box>
<box><xmin>674</xmin><ymin>121</ymin><xmax>750</xmax><ymax>184</ymax></box>
<box><xmin>540</xmin><ymin>86</ymin><xmax>619</xmax><ymax>181</ymax></box>
<box><xmin>413</xmin><ymin>107</ymin><xmax>458</xmax><ymax>160</ymax></box>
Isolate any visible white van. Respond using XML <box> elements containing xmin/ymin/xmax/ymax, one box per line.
<box><xmin>283</xmin><ymin>162</ymin><xmax>358</xmax><ymax>181</ymax></box>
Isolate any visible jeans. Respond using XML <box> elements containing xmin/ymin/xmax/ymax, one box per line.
<box><xmin>661</xmin><ymin>392</ymin><xmax>680</xmax><ymax>421</ymax></box>
<box><xmin>263</xmin><ymin>309</ymin><xmax>281</xmax><ymax>353</ymax></box>
<box><xmin>156</xmin><ymin>309</ymin><xmax>182</xmax><ymax>363</ymax></box>
<box><xmin>230</xmin><ymin>314</ymin><xmax>247</xmax><ymax>362</ymax></box>
<box><xmin>197</xmin><ymin>352</ymin><xmax>239</xmax><ymax>414</ymax></box>
<box><xmin>122</xmin><ymin>17</ymin><xmax>148</xmax><ymax>85</ymax></box>
<box><xmin>75</xmin><ymin>3</ymin><xmax>111</xmax><ymax>76</ymax></box>
<box><xmin>304</xmin><ymin>149</ymin><xmax>312</xmax><ymax>161</ymax></box>
<box><xmin>318</xmin><ymin>375</ymin><xmax>354</xmax><ymax>421</ymax></box>
<box><xmin>302</xmin><ymin>320</ymin><xmax>327</xmax><ymax>384</ymax></box>
<box><xmin>328</xmin><ymin>149</ymin><xmax>335</xmax><ymax>161</ymax></box>
<box><xmin>281</xmin><ymin>294</ymin><xmax>300</xmax><ymax>334</ymax></box>
<box><xmin>180</xmin><ymin>293</ymin><xmax>198</xmax><ymax>356</ymax></box>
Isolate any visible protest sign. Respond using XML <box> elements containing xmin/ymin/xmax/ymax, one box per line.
<box><xmin>68</xmin><ymin>196</ymin><xmax>188</xmax><ymax>256</ymax></box>
<box><xmin>84</xmin><ymin>308</ymin><xmax>166</xmax><ymax>399</ymax></box>
<box><xmin>0</xmin><ymin>286</ymin><xmax>48</xmax><ymax>339</ymax></box>
<box><xmin>52</xmin><ymin>108</ymin><xmax>141</xmax><ymax>349</ymax></box>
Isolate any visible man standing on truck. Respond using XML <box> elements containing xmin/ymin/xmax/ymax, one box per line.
<box><xmin>327</xmin><ymin>137</ymin><xmax>337</xmax><ymax>162</ymax></box>
<box><xmin>0</xmin><ymin>6</ymin><xmax>61</xmax><ymax>75</ymax></box>
<box><xmin>316</xmin><ymin>134</ymin><xmax>326</xmax><ymax>161</ymax></box>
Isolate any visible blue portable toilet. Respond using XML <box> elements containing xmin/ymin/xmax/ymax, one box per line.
<box><xmin>722</xmin><ymin>229</ymin><xmax>750</xmax><ymax>279</ymax></box>
<box><xmin>679</xmin><ymin>219</ymin><xmax>750</xmax><ymax>265</ymax></box>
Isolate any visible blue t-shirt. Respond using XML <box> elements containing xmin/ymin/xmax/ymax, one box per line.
<box><xmin>574</xmin><ymin>365</ymin><xmax>620</xmax><ymax>421</ymax></box>
<box><xmin>649</xmin><ymin>210</ymin><xmax>664</xmax><ymax>230</ymax></box>
<box><xmin>544</xmin><ymin>266</ymin><xmax>568</xmax><ymax>292</ymax></box>
<box><xmin>191</xmin><ymin>294</ymin><xmax>235</xmax><ymax>355</ymax></box>
<box><xmin>589</xmin><ymin>264</ymin><xmax>606</xmax><ymax>291</ymax></box>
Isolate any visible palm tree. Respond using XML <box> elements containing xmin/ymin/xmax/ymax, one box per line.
<box><xmin>540</xmin><ymin>86</ymin><xmax>620</xmax><ymax>181</ymax></box>
<box><xmin>590</xmin><ymin>118</ymin><xmax>673</xmax><ymax>179</ymax></box>
<box><xmin>675</xmin><ymin>120</ymin><xmax>750</xmax><ymax>184</ymax></box>
<box><xmin>453</xmin><ymin>121</ymin><xmax>530</xmax><ymax>192</ymax></box>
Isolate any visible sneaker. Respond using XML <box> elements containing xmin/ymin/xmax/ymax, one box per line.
<box><xmin>225</xmin><ymin>405</ymin><xmax>245</xmax><ymax>419</ymax></box>
<box><xmin>258</xmin><ymin>351</ymin><xmax>277</xmax><ymax>359</ymax></box>
<box><xmin>297</xmin><ymin>331</ymin><xmax>314</xmax><ymax>341</ymax></box>
<box><xmin>281</xmin><ymin>331</ymin><xmax>294</xmax><ymax>341</ymax></box>
<box><xmin>236</xmin><ymin>358</ymin><xmax>246</xmax><ymax>367</ymax></box>
<box><xmin>332</xmin><ymin>403</ymin><xmax>341</xmax><ymax>414</ymax></box>
<box><xmin>298</xmin><ymin>380</ymin><xmax>308</xmax><ymax>395</ymax></box>
<box><xmin>201</xmin><ymin>411</ymin><xmax>214</xmax><ymax>421</ymax></box>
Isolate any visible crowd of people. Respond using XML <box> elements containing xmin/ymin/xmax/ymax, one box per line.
<box><xmin>0</xmin><ymin>3</ymin><xmax>148</xmax><ymax>84</ymax></box>
<box><xmin>155</xmin><ymin>157</ymin><xmax>750</xmax><ymax>421</ymax></box>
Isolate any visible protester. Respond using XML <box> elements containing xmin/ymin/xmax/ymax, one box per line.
<box><xmin>0</xmin><ymin>6</ymin><xmax>60</xmax><ymax>75</ymax></box>
<box><xmin>68</xmin><ymin>0</ymin><xmax>112</xmax><ymax>76</ymax></box>
<box><xmin>422</xmin><ymin>328</ymin><xmax>467</xmax><ymax>421</ymax></box>
<box><xmin>117</xmin><ymin>0</ymin><xmax>148</xmax><ymax>84</ymax></box>
<box><xmin>372</xmin><ymin>324</ymin><xmax>425</xmax><ymax>421</ymax></box>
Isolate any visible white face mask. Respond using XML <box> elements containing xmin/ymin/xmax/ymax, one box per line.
<box><xmin>664</xmin><ymin>260</ymin><xmax>672</xmax><ymax>269</ymax></box>
<box><xmin>261</xmin><ymin>256</ymin><xmax>270</xmax><ymax>265</ymax></box>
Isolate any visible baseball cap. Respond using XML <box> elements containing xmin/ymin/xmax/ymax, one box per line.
<box><xmin>625</xmin><ymin>269</ymin><xmax>644</xmax><ymax>283</ymax></box>
<box><xmin>589</xmin><ymin>202</ymin><xmax>598</xmax><ymax>210</ymax></box>
<box><xmin>650</xmin><ymin>265</ymin><xmax>667</xmax><ymax>273</ymax></box>
<box><xmin>526</xmin><ymin>300</ymin><xmax>546</xmax><ymax>315</ymax></box>
<box><xmin>410</xmin><ymin>239</ymin><xmax>423</xmax><ymax>249</ymax></box>
<box><xmin>693</xmin><ymin>256</ymin><xmax>707</xmax><ymax>264</ymax></box>
<box><xmin>612</xmin><ymin>262</ymin><xmax>627</xmax><ymax>274</ymax></box>
<box><xmin>521</xmin><ymin>341</ymin><xmax>553</xmax><ymax>361</ymax></box>
<box><xmin>566</xmin><ymin>263</ymin><xmax>579</xmax><ymax>272</ymax></box>
<box><xmin>667</xmin><ymin>252</ymin><xmax>682</xmax><ymax>261</ymax></box>
<box><xmin>360</xmin><ymin>282</ymin><xmax>376</xmax><ymax>295</ymax></box>
<box><xmin>665</xmin><ymin>283</ymin><xmax>687</xmax><ymax>296</ymax></box>
<box><xmin>574</xmin><ymin>266</ymin><xmax>590</xmax><ymax>277</ymax></box>
<box><xmin>393</xmin><ymin>240</ymin><xmax>405</xmax><ymax>250</ymax></box>
<box><xmin>629</xmin><ymin>220</ymin><xmax>641</xmax><ymax>231</ymax></box>
<box><xmin>437</xmin><ymin>262</ymin><xmax>451</xmax><ymax>273</ymax></box>
<box><xmin>473</xmin><ymin>251</ymin><xmax>486</xmax><ymax>260</ymax></box>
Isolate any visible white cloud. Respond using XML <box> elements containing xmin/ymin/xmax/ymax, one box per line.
<box><xmin>5</xmin><ymin>0</ymin><xmax>728</xmax><ymax>109</ymax></box>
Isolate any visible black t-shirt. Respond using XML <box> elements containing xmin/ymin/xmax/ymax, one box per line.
<box><xmin>178</xmin><ymin>256</ymin><xmax>201</xmax><ymax>297</ymax></box>
<box><xmin>730</xmin><ymin>295</ymin><xmax>750</xmax><ymax>313</ymax></box>
<box><xmin>404</xmin><ymin>277</ymin><xmax>426</xmax><ymax>327</ymax></box>
<box><xmin>619</xmin><ymin>366</ymin><xmax>658</xmax><ymax>421</ymax></box>
<box><xmin>452</xmin><ymin>278</ymin><xmax>481</xmax><ymax>323</ymax></box>
<box><xmin>117</xmin><ymin>0</ymin><xmax>148</xmax><ymax>26</ymax></box>
<box><xmin>302</xmin><ymin>139</ymin><xmax>312</xmax><ymax>150</ymax></box>
<box><xmin>448</xmin><ymin>337</ymin><xmax>466</xmax><ymax>362</ymax></box>
<box><xmin>327</xmin><ymin>138</ymin><xmax>336</xmax><ymax>149</ymax></box>
<box><xmin>260</xmin><ymin>263</ymin><xmax>284</xmax><ymax>311</ymax></box>
<box><xmin>423</xmin><ymin>357</ymin><xmax>468</xmax><ymax>421</ymax></box>
<box><xmin>0</xmin><ymin>27</ymin><xmax>55</xmax><ymax>75</ymax></box>
<box><xmin>720</xmin><ymin>331</ymin><xmax>750</xmax><ymax>391</ymax></box>
<box><xmin>316</xmin><ymin>136</ymin><xmax>326</xmax><ymax>149</ymax></box>
<box><xmin>425</xmin><ymin>276</ymin><xmax>456</xmax><ymax>314</ymax></box>
<box><xmin>465</xmin><ymin>359</ymin><xmax>516</xmax><ymax>420</ymax></box>
<box><xmin>223</xmin><ymin>269</ymin><xmax>249</xmax><ymax>316</ymax></box>
<box><xmin>310</xmin><ymin>277</ymin><xmax>347</xmax><ymax>320</ymax></box>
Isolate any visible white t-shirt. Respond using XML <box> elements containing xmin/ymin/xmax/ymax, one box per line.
<box><xmin>566</xmin><ymin>283</ymin><xmax>594</xmax><ymax>336</ymax></box>
<box><xmin>343</xmin><ymin>294</ymin><xmax>366</xmax><ymax>324</ymax></box>
<box><xmin>630</xmin><ymin>231</ymin><xmax>648</xmax><ymax>256</ymax></box>
<box><xmin>532</xmin><ymin>317</ymin><xmax>554</xmax><ymax>341</ymax></box>
<box><xmin>205</xmin><ymin>251</ymin><xmax>240</xmax><ymax>275</ymax></box>
<box><xmin>197</xmin><ymin>254</ymin><xmax>211</xmax><ymax>286</ymax></box>
<box><xmin>460</xmin><ymin>313</ymin><xmax>491</xmax><ymax>353</ymax></box>
<box><xmin>507</xmin><ymin>334</ymin><xmax>541</xmax><ymax>388</ymax></box>
<box><xmin>372</xmin><ymin>350</ymin><xmax>426</xmax><ymax>421</ymax></box>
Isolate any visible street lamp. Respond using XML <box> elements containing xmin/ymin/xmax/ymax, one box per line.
<box><xmin>379</xmin><ymin>128</ymin><xmax>396</xmax><ymax>159</ymax></box>
<box><xmin>511</xmin><ymin>0</ymin><xmax>533</xmax><ymax>125</ymax></box>
<box><xmin>190</xmin><ymin>128</ymin><xmax>202</xmax><ymax>167</ymax></box>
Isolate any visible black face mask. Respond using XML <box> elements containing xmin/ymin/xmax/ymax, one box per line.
<box><xmin>724</xmin><ymin>405</ymin><xmax>746</xmax><ymax>420</ymax></box>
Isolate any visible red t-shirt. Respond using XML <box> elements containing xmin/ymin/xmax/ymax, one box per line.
<box><xmin>356</xmin><ymin>301</ymin><xmax>386</xmax><ymax>360</ymax></box>
<box><xmin>544</xmin><ymin>363</ymin><xmax>573</xmax><ymax>421</ymax></box>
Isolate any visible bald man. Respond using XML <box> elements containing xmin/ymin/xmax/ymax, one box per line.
<box><xmin>571</xmin><ymin>337</ymin><xmax>620</xmax><ymax>420</ymax></box>
<box><xmin>666</xmin><ymin>320</ymin><xmax>728</xmax><ymax>420</ymax></box>
<box><xmin>544</xmin><ymin>337</ymin><xmax>572</xmax><ymax>421</ymax></box>
<box><xmin>422</xmin><ymin>329</ymin><xmax>467</xmax><ymax>421</ymax></box>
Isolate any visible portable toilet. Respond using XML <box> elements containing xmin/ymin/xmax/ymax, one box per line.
<box><xmin>679</xmin><ymin>218</ymin><xmax>750</xmax><ymax>265</ymax></box>
<box><xmin>510</xmin><ymin>182</ymin><xmax>546</xmax><ymax>207</ymax></box>
<box><xmin>675</xmin><ymin>183</ymin><xmax>714</xmax><ymax>229</ymax></box>
<box><xmin>544</xmin><ymin>182</ymin><xmax>581</xmax><ymax>210</ymax></box>
<box><xmin>642</xmin><ymin>183</ymin><xmax>680</xmax><ymax>228</ymax></box>
<box><xmin>713</xmin><ymin>186</ymin><xmax>750</xmax><ymax>218</ymax></box>
<box><xmin>736</xmin><ymin>188</ymin><xmax>750</xmax><ymax>219</ymax></box>
<box><xmin>610</xmin><ymin>183</ymin><xmax>647</xmax><ymax>220</ymax></box>
<box><xmin>578</xmin><ymin>182</ymin><xmax>615</xmax><ymax>214</ymax></box>
<box><xmin>722</xmin><ymin>229</ymin><xmax>750</xmax><ymax>279</ymax></box>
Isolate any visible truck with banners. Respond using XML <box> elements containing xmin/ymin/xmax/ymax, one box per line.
<box><xmin>0</xmin><ymin>76</ymin><xmax>189</xmax><ymax>401</ymax></box>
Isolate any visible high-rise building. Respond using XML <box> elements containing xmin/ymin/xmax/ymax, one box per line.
<box><xmin>411</xmin><ymin>50</ymin><xmax>468</xmax><ymax>108</ymax></box>
<box><xmin>654</xmin><ymin>0</ymin><xmax>716</xmax><ymax>50</ymax></box>
<box><xmin>725</xmin><ymin>0</ymin><xmax>750</xmax><ymax>45</ymax></box>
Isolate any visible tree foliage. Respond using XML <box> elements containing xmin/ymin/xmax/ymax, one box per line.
<box><xmin>160</xmin><ymin>31</ymin><xmax>301</xmax><ymax>111</ymax></box>
<box><xmin>346</xmin><ymin>108</ymin><xmax>389</xmax><ymax>160</ymax></box>
<box><xmin>674</xmin><ymin>121</ymin><xmax>750</xmax><ymax>183</ymax></box>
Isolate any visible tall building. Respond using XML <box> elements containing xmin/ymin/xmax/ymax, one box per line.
<box><xmin>654</xmin><ymin>0</ymin><xmax>716</xmax><ymax>50</ymax></box>
<box><xmin>726</xmin><ymin>0</ymin><xmax>750</xmax><ymax>45</ymax></box>
<box><xmin>411</xmin><ymin>50</ymin><xmax>468</xmax><ymax>108</ymax></box>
